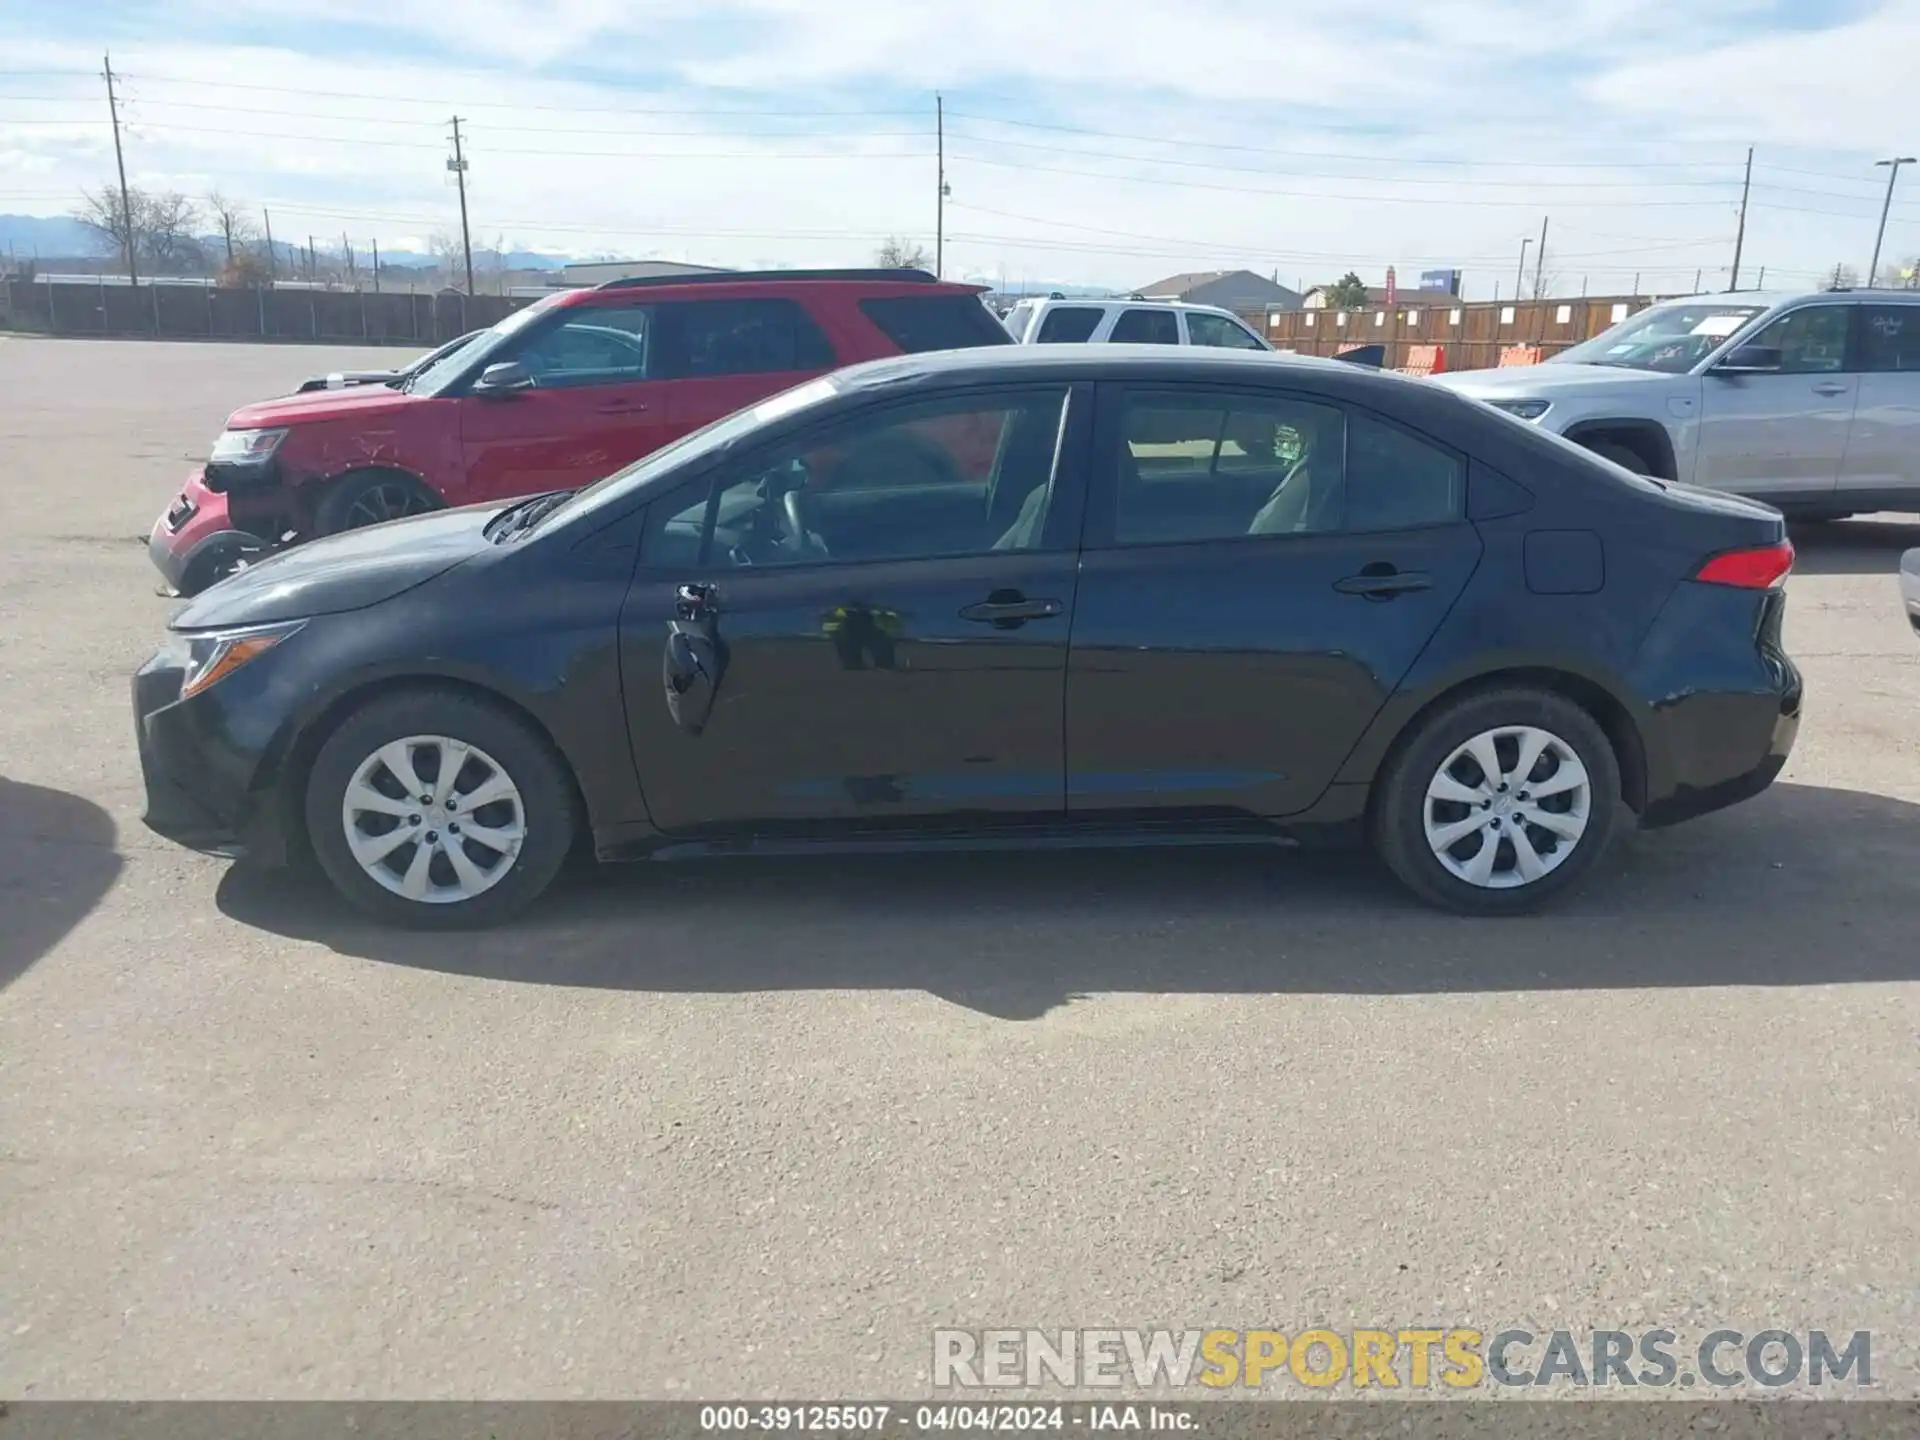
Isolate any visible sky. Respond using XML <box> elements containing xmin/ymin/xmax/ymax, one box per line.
<box><xmin>2</xmin><ymin>0</ymin><xmax>1918</xmax><ymax>298</ymax></box>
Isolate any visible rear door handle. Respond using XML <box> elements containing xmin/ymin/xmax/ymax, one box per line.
<box><xmin>1334</xmin><ymin>569</ymin><xmax>1432</xmax><ymax>598</ymax></box>
<box><xmin>959</xmin><ymin>594</ymin><xmax>1063</xmax><ymax>626</ymax></box>
<box><xmin>1811</xmin><ymin>383</ymin><xmax>1850</xmax><ymax>397</ymax></box>
<box><xmin>597</xmin><ymin>400</ymin><xmax>650</xmax><ymax>415</ymax></box>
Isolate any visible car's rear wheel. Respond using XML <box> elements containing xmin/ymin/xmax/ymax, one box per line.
<box><xmin>1371</xmin><ymin>687</ymin><xmax>1621</xmax><ymax>914</ymax></box>
<box><xmin>305</xmin><ymin>689</ymin><xmax>577</xmax><ymax>927</ymax></box>
<box><xmin>314</xmin><ymin>468</ymin><xmax>440</xmax><ymax>536</ymax></box>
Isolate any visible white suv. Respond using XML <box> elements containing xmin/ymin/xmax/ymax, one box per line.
<box><xmin>1003</xmin><ymin>297</ymin><xmax>1271</xmax><ymax>351</ymax></box>
<box><xmin>1434</xmin><ymin>289</ymin><xmax>1920</xmax><ymax>520</ymax></box>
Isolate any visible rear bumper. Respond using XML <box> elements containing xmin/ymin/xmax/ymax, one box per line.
<box><xmin>148</xmin><ymin>470</ymin><xmax>271</xmax><ymax>594</ymax></box>
<box><xmin>1634</xmin><ymin>584</ymin><xmax>1801</xmax><ymax>829</ymax></box>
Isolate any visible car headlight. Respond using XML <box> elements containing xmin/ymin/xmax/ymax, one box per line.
<box><xmin>1488</xmin><ymin>398</ymin><xmax>1552</xmax><ymax>421</ymax></box>
<box><xmin>170</xmin><ymin>619</ymin><xmax>305</xmax><ymax>699</ymax></box>
<box><xmin>208</xmin><ymin>427</ymin><xmax>289</xmax><ymax>468</ymax></box>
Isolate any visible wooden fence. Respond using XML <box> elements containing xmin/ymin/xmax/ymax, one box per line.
<box><xmin>0</xmin><ymin>279</ymin><xmax>533</xmax><ymax>345</ymax></box>
<box><xmin>1247</xmin><ymin>294</ymin><xmax>1663</xmax><ymax>373</ymax></box>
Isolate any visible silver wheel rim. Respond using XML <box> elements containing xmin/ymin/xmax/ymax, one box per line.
<box><xmin>1423</xmin><ymin>725</ymin><xmax>1591</xmax><ymax>890</ymax></box>
<box><xmin>340</xmin><ymin>735</ymin><xmax>526</xmax><ymax>904</ymax></box>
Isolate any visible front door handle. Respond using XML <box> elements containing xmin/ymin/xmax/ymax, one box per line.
<box><xmin>1811</xmin><ymin>382</ymin><xmax>1850</xmax><ymax>397</ymax></box>
<box><xmin>597</xmin><ymin>399</ymin><xmax>650</xmax><ymax>415</ymax></box>
<box><xmin>1334</xmin><ymin>567</ymin><xmax>1432</xmax><ymax>599</ymax></box>
<box><xmin>959</xmin><ymin>591</ymin><xmax>1063</xmax><ymax>627</ymax></box>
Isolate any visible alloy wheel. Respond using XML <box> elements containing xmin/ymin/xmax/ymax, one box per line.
<box><xmin>340</xmin><ymin>735</ymin><xmax>526</xmax><ymax>903</ymax></box>
<box><xmin>1422</xmin><ymin>725</ymin><xmax>1591</xmax><ymax>890</ymax></box>
<box><xmin>342</xmin><ymin>482</ymin><xmax>433</xmax><ymax>529</ymax></box>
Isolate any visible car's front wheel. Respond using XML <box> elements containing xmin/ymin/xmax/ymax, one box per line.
<box><xmin>1371</xmin><ymin>687</ymin><xmax>1621</xmax><ymax>914</ymax></box>
<box><xmin>305</xmin><ymin>689</ymin><xmax>578</xmax><ymax>927</ymax></box>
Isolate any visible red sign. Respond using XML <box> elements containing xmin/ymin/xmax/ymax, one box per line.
<box><xmin>1385</xmin><ymin>266</ymin><xmax>1397</xmax><ymax>309</ymax></box>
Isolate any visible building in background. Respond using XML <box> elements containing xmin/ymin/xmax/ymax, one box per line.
<box><xmin>1133</xmin><ymin>269</ymin><xmax>1302</xmax><ymax>311</ymax></box>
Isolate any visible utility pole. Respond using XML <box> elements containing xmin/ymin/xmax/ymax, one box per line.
<box><xmin>449</xmin><ymin>116</ymin><xmax>475</xmax><ymax>295</ymax></box>
<box><xmin>372</xmin><ymin>238</ymin><xmax>380</xmax><ymax>293</ymax></box>
<box><xmin>935</xmin><ymin>93</ymin><xmax>947</xmax><ymax>280</ymax></box>
<box><xmin>262</xmin><ymin>208</ymin><xmax>275</xmax><ymax>280</ymax></box>
<box><xmin>1514</xmin><ymin>237</ymin><xmax>1531</xmax><ymax>300</ymax></box>
<box><xmin>307</xmin><ymin>236</ymin><xmax>315</xmax><ymax>279</ymax></box>
<box><xmin>343</xmin><ymin>232</ymin><xmax>355</xmax><ymax>287</ymax></box>
<box><xmin>1532</xmin><ymin>216</ymin><xmax>1549</xmax><ymax>299</ymax></box>
<box><xmin>1869</xmin><ymin>156</ymin><xmax>1916</xmax><ymax>287</ymax></box>
<box><xmin>1756</xmin><ymin>265</ymin><xmax>1765</xmax><ymax>288</ymax></box>
<box><xmin>1729</xmin><ymin>145</ymin><xmax>1753</xmax><ymax>290</ymax></box>
<box><xmin>1694</xmin><ymin>267</ymin><xmax>1703</xmax><ymax>292</ymax></box>
<box><xmin>101</xmin><ymin>56</ymin><xmax>136</xmax><ymax>288</ymax></box>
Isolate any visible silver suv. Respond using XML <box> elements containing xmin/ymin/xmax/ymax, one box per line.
<box><xmin>1434</xmin><ymin>289</ymin><xmax>1920</xmax><ymax>519</ymax></box>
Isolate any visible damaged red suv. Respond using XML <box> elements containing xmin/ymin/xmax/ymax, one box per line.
<box><xmin>150</xmin><ymin>268</ymin><xmax>1011</xmax><ymax>594</ymax></box>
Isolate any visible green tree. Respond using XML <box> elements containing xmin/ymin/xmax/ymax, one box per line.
<box><xmin>1323</xmin><ymin>271</ymin><xmax>1369</xmax><ymax>308</ymax></box>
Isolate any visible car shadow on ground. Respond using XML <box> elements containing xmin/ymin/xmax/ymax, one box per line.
<box><xmin>0</xmin><ymin>775</ymin><xmax>125</xmax><ymax>988</ymax></box>
<box><xmin>1788</xmin><ymin>515</ymin><xmax>1920</xmax><ymax>575</ymax></box>
<box><xmin>216</xmin><ymin>780</ymin><xmax>1920</xmax><ymax>1020</ymax></box>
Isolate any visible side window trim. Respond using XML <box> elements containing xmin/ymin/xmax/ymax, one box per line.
<box><xmin>1084</xmin><ymin>381</ymin><xmax>1467</xmax><ymax>551</ymax></box>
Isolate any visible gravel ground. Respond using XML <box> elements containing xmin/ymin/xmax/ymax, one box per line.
<box><xmin>1</xmin><ymin>336</ymin><xmax>1915</xmax><ymax>1401</ymax></box>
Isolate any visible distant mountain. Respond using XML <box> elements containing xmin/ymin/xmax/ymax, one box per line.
<box><xmin>0</xmin><ymin>213</ymin><xmax>103</xmax><ymax>259</ymax></box>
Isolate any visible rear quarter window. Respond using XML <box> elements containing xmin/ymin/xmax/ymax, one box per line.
<box><xmin>858</xmin><ymin>295</ymin><xmax>1013</xmax><ymax>353</ymax></box>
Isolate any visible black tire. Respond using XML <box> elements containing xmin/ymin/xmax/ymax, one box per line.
<box><xmin>1370</xmin><ymin>686</ymin><xmax>1622</xmax><ymax>915</ymax></box>
<box><xmin>313</xmin><ymin>468</ymin><xmax>441</xmax><ymax>536</ymax></box>
<box><xmin>304</xmin><ymin>688</ymin><xmax>578</xmax><ymax>928</ymax></box>
<box><xmin>1584</xmin><ymin>438</ymin><xmax>1653</xmax><ymax>475</ymax></box>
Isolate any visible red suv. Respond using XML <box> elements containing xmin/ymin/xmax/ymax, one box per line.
<box><xmin>149</xmin><ymin>268</ymin><xmax>1011</xmax><ymax>594</ymax></box>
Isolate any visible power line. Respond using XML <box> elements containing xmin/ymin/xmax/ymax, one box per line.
<box><xmin>943</xmin><ymin>150</ymin><xmax>1744</xmax><ymax>207</ymax></box>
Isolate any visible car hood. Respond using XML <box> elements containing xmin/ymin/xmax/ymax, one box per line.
<box><xmin>1434</xmin><ymin>363</ymin><xmax>1683</xmax><ymax>399</ymax></box>
<box><xmin>227</xmin><ymin>382</ymin><xmax>425</xmax><ymax>429</ymax></box>
<box><xmin>170</xmin><ymin>504</ymin><xmax>498</xmax><ymax>630</ymax></box>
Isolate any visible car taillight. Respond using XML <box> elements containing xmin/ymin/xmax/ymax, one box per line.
<box><xmin>1694</xmin><ymin>540</ymin><xmax>1794</xmax><ymax>590</ymax></box>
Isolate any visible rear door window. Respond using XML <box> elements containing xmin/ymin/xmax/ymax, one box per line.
<box><xmin>1110</xmin><ymin>308</ymin><xmax>1181</xmax><ymax>345</ymax></box>
<box><xmin>859</xmin><ymin>294</ymin><xmax>1013</xmax><ymax>352</ymax></box>
<box><xmin>1035</xmin><ymin>306</ymin><xmax>1105</xmax><ymax>343</ymax></box>
<box><xmin>651</xmin><ymin>298</ymin><xmax>836</xmax><ymax>378</ymax></box>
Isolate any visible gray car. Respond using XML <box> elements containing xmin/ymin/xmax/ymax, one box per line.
<box><xmin>1435</xmin><ymin>289</ymin><xmax>1920</xmax><ymax>520</ymax></box>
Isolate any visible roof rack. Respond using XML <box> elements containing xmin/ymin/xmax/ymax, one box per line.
<box><xmin>596</xmin><ymin>267</ymin><xmax>939</xmax><ymax>291</ymax></box>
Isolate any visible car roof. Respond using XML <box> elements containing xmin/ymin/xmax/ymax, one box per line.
<box><xmin>830</xmin><ymin>342</ymin><xmax>1419</xmax><ymax>394</ymax></box>
<box><xmin>557</xmin><ymin>267</ymin><xmax>987</xmax><ymax>301</ymax></box>
<box><xmin>1646</xmin><ymin>289</ymin><xmax>1920</xmax><ymax>309</ymax></box>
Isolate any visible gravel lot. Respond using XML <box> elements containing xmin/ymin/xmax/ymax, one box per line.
<box><xmin>1</xmin><ymin>337</ymin><xmax>1916</xmax><ymax>1400</ymax></box>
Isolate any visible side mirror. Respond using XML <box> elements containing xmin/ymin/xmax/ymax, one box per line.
<box><xmin>472</xmin><ymin>360</ymin><xmax>533</xmax><ymax>395</ymax></box>
<box><xmin>1714</xmin><ymin>344</ymin><xmax>1783</xmax><ymax>375</ymax></box>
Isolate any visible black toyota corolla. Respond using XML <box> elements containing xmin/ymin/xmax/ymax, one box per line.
<box><xmin>133</xmin><ymin>345</ymin><xmax>1801</xmax><ymax>926</ymax></box>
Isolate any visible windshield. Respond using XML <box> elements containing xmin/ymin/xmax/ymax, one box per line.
<box><xmin>1552</xmin><ymin>302</ymin><xmax>1764</xmax><ymax>374</ymax></box>
<box><xmin>407</xmin><ymin>291</ymin><xmax>570</xmax><ymax>397</ymax></box>
<box><xmin>538</xmin><ymin>375</ymin><xmax>843</xmax><ymax>530</ymax></box>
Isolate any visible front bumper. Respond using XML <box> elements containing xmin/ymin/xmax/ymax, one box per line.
<box><xmin>148</xmin><ymin>469</ymin><xmax>272</xmax><ymax>595</ymax></box>
<box><xmin>132</xmin><ymin>646</ymin><xmax>290</xmax><ymax>864</ymax></box>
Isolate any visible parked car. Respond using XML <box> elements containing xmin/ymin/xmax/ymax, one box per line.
<box><xmin>132</xmin><ymin>344</ymin><xmax>1801</xmax><ymax>927</ymax></box>
<box><xmin>1902</xmin><ymin>547</ymin><xmax>1920</xmax><ymax>636</ymax></box>
<box><xmin>149</xmin><ymin>268</ymin><xmax>1010</xmax><ymax>595</ymax></box>
<box><xmin>1434</xmin><ymin>289</ymin><xmax>1920</xmax><ymax>520</ymax></box>
<box><xmin>1004</xmin><ymin>296</ymin><xmax>1271</xmax><ymax>351</ymax></box>
<box><xmin>292</xmin><ymin>329</ymin><xmax>485</xmax><ymax>393</ymax></box>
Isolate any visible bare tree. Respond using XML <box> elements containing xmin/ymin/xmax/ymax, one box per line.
<box><xmin>875</xmin><ymin>236</ymin><xmax>931</xmax><ymax>270</ymax></box>
<box><xmin>205</xmin><ymin>191</ymin><xmax>257</xmax><ymax>268</ymax></box>
<box><xmin>74</xmin><ymin>185</ymin><xmax>206</xmax><ymax>274</ymax></box>
<box><xmin>427</xmin><ymin>230</ymin><xmax>465</xmax><ymax>289</ymax></box>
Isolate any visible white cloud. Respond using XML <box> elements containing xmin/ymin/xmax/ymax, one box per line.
<box><xmin>1</xmin><ymin>1</ymin><xmax>1913</xmax><ymax>291</ymax></box>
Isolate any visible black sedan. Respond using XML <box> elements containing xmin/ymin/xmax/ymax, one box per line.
<box><xmin>133</xmin><ymin>345</ymin><xmax>1801</xmax><ymax>925</ymax></box>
